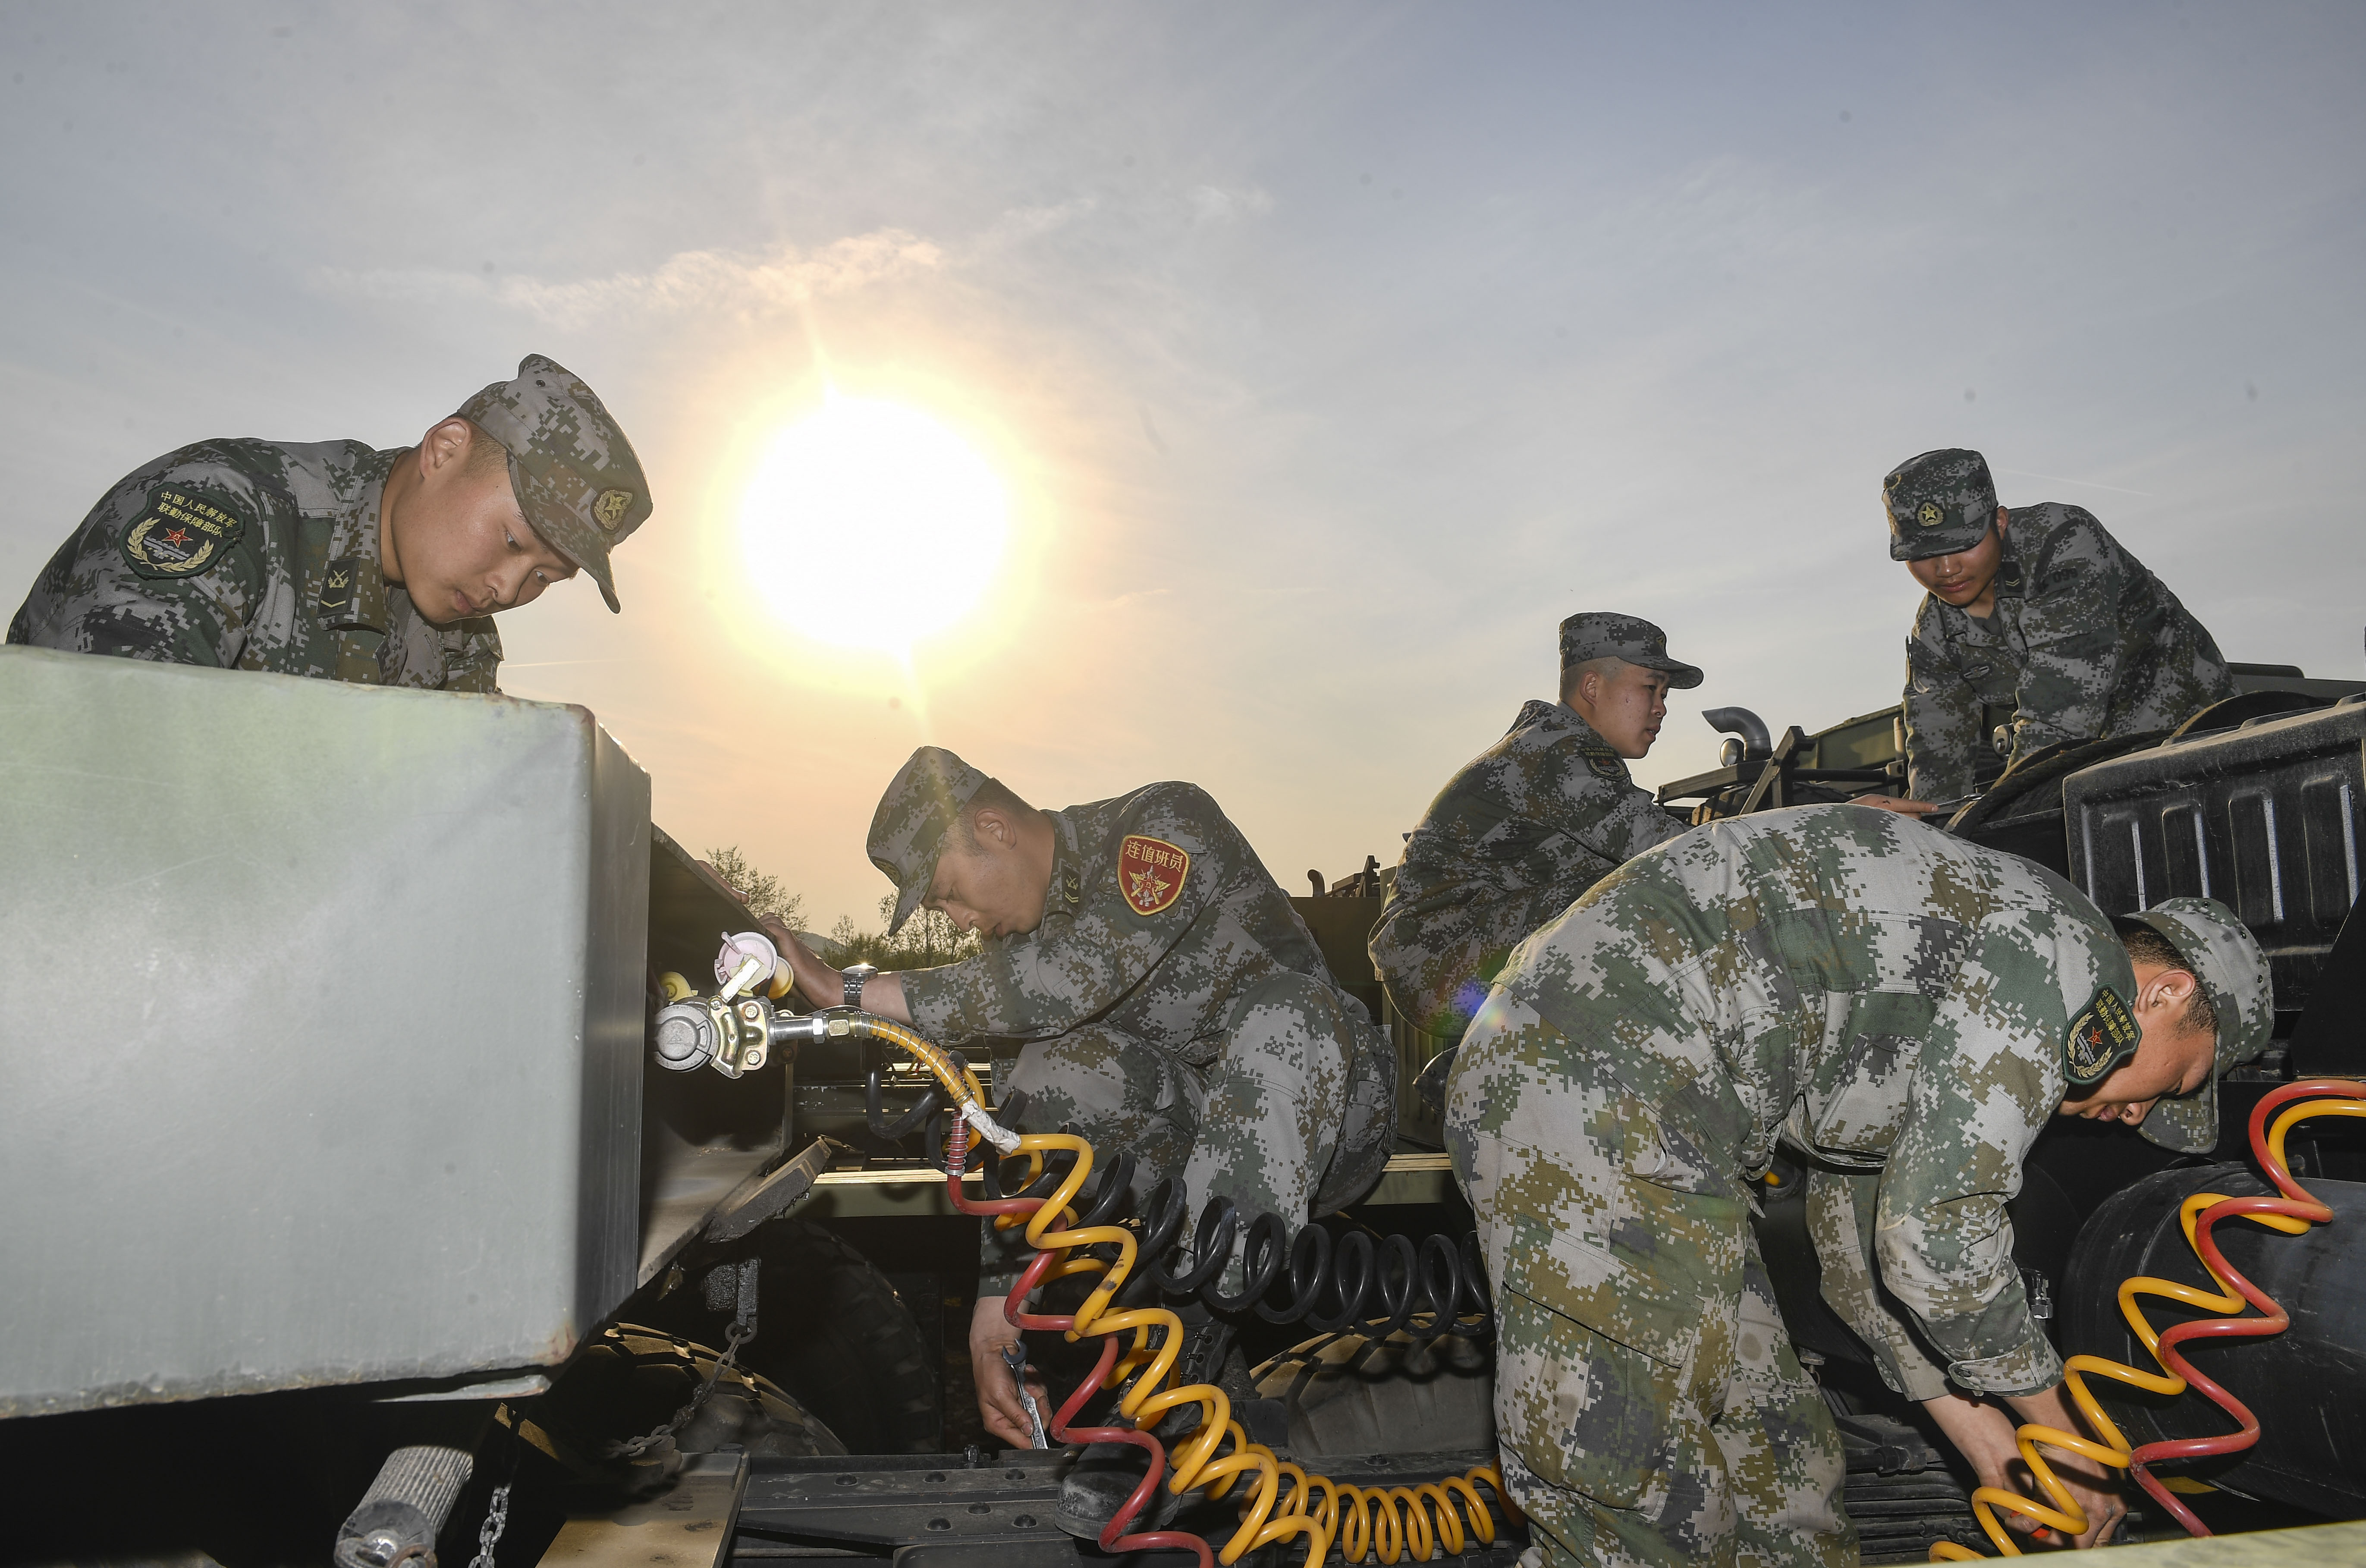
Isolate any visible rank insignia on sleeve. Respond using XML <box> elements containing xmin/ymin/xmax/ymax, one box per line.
<box><xmin>317</xmin><ymin>556</ymin><xmax>361</xmax><ymax>615</ymax></box>
<box><xmin>2064</xmin><ymin>984</ymin><xmax>2141</xmax><ymax>1085</ymax></box>
<box><xmin>120</xmin><ymin>486</ymin><xmax>248</xmax><ymax>580</ymax></box>
<box><xmin>1585</xmin><ymin>752</ymin><xmax>1626</xmax><ymax>781</ymax></box>
<box><xmin>1118</xmin><ymin>834</ymin><xmax>1190</xmax><ymax>916</ymax></box>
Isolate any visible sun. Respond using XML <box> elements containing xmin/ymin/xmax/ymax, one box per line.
<box><xmin>739</xmin><ymin>396</ymin><xmax>1009</xmax><ymax>652</ymax></box>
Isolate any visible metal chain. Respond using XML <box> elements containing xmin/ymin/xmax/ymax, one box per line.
<box><xmin>600</xmin><ymin>1321</ymin><xmax>754</xmax><ymax>1460</ymax></box>
<box><xmin>466</xmin><ymin>1483</ymin><xmax>509</xmax><ymax>1568</ymax></box>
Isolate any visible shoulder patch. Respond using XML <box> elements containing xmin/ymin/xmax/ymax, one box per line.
<box><xmin>1117</xmin><ymin>834</ymin><xmax>1189</xmax><ymax>916</ymax></box>
<box><xmin>2064</xmin><ymin>984</ymin><xmax>2140</xmax><ymax>1085</ymax></box>
<box><xmin>1586</xmin><ymin>753</ymin><xmax>1627</xmax><ymax>781</ymax></box>
<box><xmin>120</xmin><ymin>485</ymin><xmax>249</xmax><ymax>580</ymax></box>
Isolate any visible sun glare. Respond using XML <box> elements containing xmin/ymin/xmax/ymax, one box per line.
<box><xmin>740</xmin><ymin>396</ymin><xmax>1009</xmax><ymax>652</ymax></box>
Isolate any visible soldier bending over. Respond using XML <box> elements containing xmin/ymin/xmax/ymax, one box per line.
<box><xmin>1447</xmin><ymin>804</ymin><xmax>2269</xmax><ymax>1566</ymax></box>
<box><xmin>9</xmin><ymin>355</ymin><xmax>650</xmax><ymax>691</ymax></box>
<box><xmin>766</xmin><ymin>746</ymin><xmax>1393</xmax><ymax>1526</ymax></box>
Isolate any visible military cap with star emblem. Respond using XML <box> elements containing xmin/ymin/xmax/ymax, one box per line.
<box><xmin>1882</xmin><ymin>447</ymin><xmax>1998</xmax><ymax>562</ymax></box>
<box><xmin>457</xmin><ymin>353</ymin><xmax>651</xmax><ymax>613</ymax></box>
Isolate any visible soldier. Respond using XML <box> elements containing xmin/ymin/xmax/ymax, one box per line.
<box><xmin>1446</xmin><ymin>804</ymin><xmax>2270</xmax><ymax>1566</ymax></box>
<box><xmin>1369</xmin><ymin>613</ymin><xmax>1703</xmax><ymax>1044</ymax></box>
<box><xmin>1877</xmin><ymin>447</ymin><xmax>2237</xmax><ymax>809</ymax></box>
<box><xmin>7</xmin><ymin>354</ymin><xmax>650</xmax><ymax>691</ymax></box>
<box><xmin>762</xmin><ymin>746</ymin><xmax>1394</xmax><ymax>1522</ymax></box>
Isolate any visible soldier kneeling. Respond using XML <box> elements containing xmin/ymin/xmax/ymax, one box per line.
<box><xmin>764</xmin><ymin>747</ymin><xmax>1394</xmax><ymax>1533</ymax></box>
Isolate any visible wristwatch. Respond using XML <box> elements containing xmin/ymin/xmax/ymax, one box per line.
<box><xmin>842</xmin><ymin>963</ymin><xmax>878</xmax><ymax>1010</ymax></box>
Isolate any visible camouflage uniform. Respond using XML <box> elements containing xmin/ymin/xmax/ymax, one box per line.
<box><xmin>1448</xmin><ymin>804</ymin><xmax>2138</xmax><ymax>1567</ymax></box>
<box><xmin>8</xmin><ymin>440</ymin><xmax>502</xmax><ymax>688</ymax></box>
<box><xmin>7</xmin><ymin>355</ymin><xmax>651</xmax><ymax>687</ymax></box>
<box><xmin>871</xmin><ymin>751</ymin><xmax>1395</xmax><ymax>1293</ymax></box>
<box><xmin>1884</xmin><ymin>449</ymin><xmax>2237</xmax><ymax>801</ymax></box>
<box><xmin>1372</xmin><ymin>613</ymin><xmax>1701</xmax><ymax>1039</ymax></box>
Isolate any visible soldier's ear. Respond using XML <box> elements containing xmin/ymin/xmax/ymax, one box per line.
<box><xmin>417</xmin><ymin>417</ymin><xmax>474</xmax><ymax>478</ymax></box>
<box><xmin>968</xmin><ymin>805</ymin><xmax>1018</xmax><ymax>852</ymax></box>
<box><xmin>1994</xmin><ymin>506</ymin><xmax>2010</xmax><ymax>536</ymax></box>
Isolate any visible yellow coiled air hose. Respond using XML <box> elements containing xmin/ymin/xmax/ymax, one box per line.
<box><xmin>851</xmin><ymin>1011</ymin><xmax>1512</xmax><ymax>1568</ymax></box>
<box><xmin>1931</xmin><ymin>1080</ymin><xmax>2366</xmax><ymax>1559</ymax></box>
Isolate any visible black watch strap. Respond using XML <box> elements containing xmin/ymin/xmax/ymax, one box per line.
<box><xmin>842</xmin><ymin>963</ymin><xmax>878</xmax><ymax>1010</ymax></box>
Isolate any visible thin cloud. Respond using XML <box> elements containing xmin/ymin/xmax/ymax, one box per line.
<box><xmin>314</xmin><ymin>228</ymin><xmax>946</xmax><ymax>327</ymax></box>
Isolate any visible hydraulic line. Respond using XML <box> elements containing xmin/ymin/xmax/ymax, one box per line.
<box><xmin>1929</xmin><ymin>1079</ymin><xmax>2366</xmax><ymax>1560</ymax></box>
<box><xmin>822</xmin><ymin>1007</ymin><xmax>1513</xmax><ymax>1567</ymax></box>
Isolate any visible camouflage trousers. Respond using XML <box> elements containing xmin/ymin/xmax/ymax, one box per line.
<box><xmin>1449</xmin><ymin>1013</ymin><xmax>1852</xmax><ymax>1568</ymax></box>
<box><xmin>981</xmin><ymin>971</ymin><xmax>1394</xmax><ymax>1294</ymax></box>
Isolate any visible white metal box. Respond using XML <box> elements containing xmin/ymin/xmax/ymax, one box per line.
<box><xmin>0</xmin><ymin>647</ymin><xmax>650</xmax><ymax>1416</ymax></box>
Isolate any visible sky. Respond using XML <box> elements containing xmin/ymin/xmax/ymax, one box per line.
<box><xmin>5</xmin><ymin>3</ymin><xmax>2363</xmax><ymax>932</ymax></box>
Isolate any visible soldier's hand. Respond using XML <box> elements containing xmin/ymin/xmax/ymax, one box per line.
<box><xmin>2001</xmin><ymin>1386</ymin><xmax>2128</xmax><ymax>1547</ymax></box>
<box><xmin>969</xmin><ymin>1295</ymin><xmax>1047</xmax><ymax>1451</ymax></box>
<box><xmin>774</xmin><ymin>927</ymin><xmax>842</xmax><ymax>1007</ymax></box>
<box><xmin>1852</xmin><ymin>794</ymin><xmax>1948</xmax><ymax>818</ymax></box>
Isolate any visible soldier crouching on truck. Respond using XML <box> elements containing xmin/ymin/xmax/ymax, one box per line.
<box><xmin>1446</xmin><ymin>804</ymin><xmax>2270</xmax><ymax>1567</ymax></box>
<box><xmin>7</xmin><ymin>355</ymin><xmax>650</xmax><ymax>691</ymax></box>
<box><xmin>763</xmin><ymin>745</ymin><xmax>1393</xmax><ymax>1530</ymax></box>
<box><xmin>1876</xmin><ymin>447</ymin><xmax>2236</xmax><ymax>812</ymax></box>
<box><xmin>1369</xmin><ymin>613</ymin><xmax>1705</xmax><ymax>1047</ymax></box>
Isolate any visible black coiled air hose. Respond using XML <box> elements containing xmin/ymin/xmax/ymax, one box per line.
<box><xmin>980</xmin><ymin>1144</ymin><xmax>1494</xmax><ymax>1340</ymax></box>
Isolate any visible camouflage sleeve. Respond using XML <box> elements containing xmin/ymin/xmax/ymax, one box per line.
<box><xmin>443</xmin><ymin>624</ymin><xmax>503</xmax><ymax>693</ymax></box>
<box><xmin>902</xmin><ymin>789</ymin><xmax>1222</xmax><ymax>1041</ymax></box>
<box><xmin>1870</xmin><ymin>986</ymin><xmax>2061</xmax><ymax>1396</ymax></box>
<box><xmin>1804</xmin><ymin>1169</ymin><xmax>1952</xmax><ymax>1401</ymax></box>
<box><xmin>7</xmin><ymin>456</ymin><xmax>274</xmax><ymax>669</ymax></box>
<box><xmin>2008</xmin><ymin>507</ymin><xmax>2124</xmax><ymax>754</ymax></box>
<box><xmin>1901</xmin><ymin>613</ymin><xmax>1983</xmax><ymax>801</ymax></box>
<box><xmin>1503</xmin><ymin>735</ymin><xmax>1690</xmax><ymax>864</ymax></box>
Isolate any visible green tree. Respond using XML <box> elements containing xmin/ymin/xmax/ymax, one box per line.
<box><xmin>704</xmin><ymin>845</ymin><xmax>806</xmax><ymax>931</ymax></box>
<box><xmin>818</xmin><ymin>894</ymin><xmax>982</xmax><ymax>970</ymax></box>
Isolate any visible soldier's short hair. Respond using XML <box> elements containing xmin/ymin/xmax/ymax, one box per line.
<box><xmin>1559</xmin><ymin>655</ymin><xmax>1624</xmax><ymax>698</ymax></box>
<box><xmin>462</xmin><ymin>417</ymin><xmax>510</xmax><ymax>479</ymax></box>
<box><xmin>956</xmin><ymin>776</ymin><xmax>1033</xmax><ymax>849</ymax></box>
<box><xmin>2115</xmin><ymin>920</ymin><xmax>2218</xmax><ymax>1039</ymax></box>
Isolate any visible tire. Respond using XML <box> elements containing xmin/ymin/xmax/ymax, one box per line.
<box><xmin>1946</xmin><ymin>730</ymin><xmax>2165</xmax><ymax>837</ymax></box>
<box><xmin>744</xmin><ymin>1219</ymin><xmax>942</xmax><ymax>1455</ymax></box>
<box><xmin>542</xmin><ymin>1324</ymin><xmax>848</xmax><ymax>1461</ymax></box>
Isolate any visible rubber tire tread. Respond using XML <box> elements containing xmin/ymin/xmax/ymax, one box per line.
<box><xmin>745</xmin><ymin>1219</ymin><xmax>941</xmax><ymax>1455</ymax></box>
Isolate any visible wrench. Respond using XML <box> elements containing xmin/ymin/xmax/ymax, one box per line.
<box><xmin>1001</xmin><ymin>1340</ymin><xmax>1049</xmax><ymax>1448</ymax></box>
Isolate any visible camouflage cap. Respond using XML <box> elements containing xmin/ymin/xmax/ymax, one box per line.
<box><xmin>1557</xmin><ymin>612</ymin><xmax>1703</xmax><ymax>690</ymax></box>
<box><xmin>868</xmin><ymin>745</ymin><xmax>990</xmax><ymax>937</ymax></box>
<box><xmin>1882</xmin><ymin>448</ymin><xmax>1998</xmax><ymax>562</ymax></box>
<box><xmin>2124</xmin><ymin>897</ymin><xmax>2274</xmax><ymax>1154</ymax></box>
<box><xmin>457</xmin><ymin>354</ymin><xmax>651</xmax><ymax>613</ymax></box>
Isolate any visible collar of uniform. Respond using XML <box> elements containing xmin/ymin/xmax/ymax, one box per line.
<box><xmin>1041</xmin><ymin>812</ymin><xmax>1087</xmax><ymax>924</ymax></box>
<box><xmin>1541</xmin><ymin>700</ymin><xmax>1618</xmax><ymax>754</ymax></box>
<box><xmin>1995</xmin><ymin>518</ymin><xmax>2026</xmax><ymax>599</ymax></box>
<box><xmin>1507</xmin><ymin>697</ymin><xmax>1571</xmax><ymax>736</ymax></box>
<box><xmin>320</xmin><ymin>452</ymin><xmax>400</xmax><ymax>634</ymax></box>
